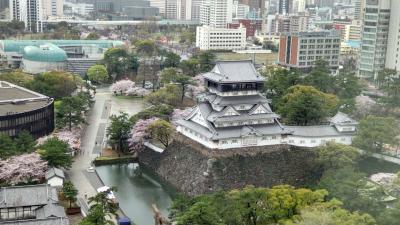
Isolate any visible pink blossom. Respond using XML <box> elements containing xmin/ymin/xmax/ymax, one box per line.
<box><xmin>125</xmin><ymin>86</ymin><xmax>151</xmax><ymax>96</ymax></box>
<box><xmin>171</xmin><ymin>108</ymin><xmax>193</xmax><ymax>126</ymax></box>
<box><xmin>0</xmin><ymin>153</ymin><xmax>48</xmax><ymax>185</ymax></box>
<box><xmin>55</xmin><ymin>128</ymin><xmax>82</xmax><ymax>150</ymax></box>
<box><xmin>128</xmin><ymin>117</ymin><xmax>159</xmax><ymax>153</ymax></box>
<box><xmin>186</xmin><ymin>74</ymin><xmax>206</xmax><ymax>99</ymax></box>
<box><xmin>110</xmin><ymin>79</ymin><xmax>135</xmax><ymax>95</ymax></box>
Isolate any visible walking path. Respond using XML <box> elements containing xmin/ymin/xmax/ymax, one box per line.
<box><xmin>66</xmin><ymin>87</ymin><xmax>144</xmax><ymax>218</ymax></box>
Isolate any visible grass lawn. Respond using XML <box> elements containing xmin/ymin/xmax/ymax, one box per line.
<box><xmin>113</xmin><ymin>95</ymin><xmax>144</xmax><ymax>100</ymax></box>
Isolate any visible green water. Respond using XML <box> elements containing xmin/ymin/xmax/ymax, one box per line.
<box><xmin>358</xmin><ymin>157</ymin><xmax>400</xmax><ymax>175</ymax></box>
<box><xmin>96</xmin><ymin>163</ymin><xmax>176</xmax><ymax>225</ymax></box>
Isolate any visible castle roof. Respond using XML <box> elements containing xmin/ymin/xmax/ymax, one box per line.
<box><xmin>329</xmin><ymin>112</ymin><xmax>358</xmax><ymax>125</ymax></box>
<box><xmin>285</xmin><ymin>125</ymin><xmax>356</xmax><ymax>137</ymax></box>
<box><xmin>205</xmin><ymin>93</ymin><xmax>270</xmax><ymax>106</ymax></box>
<box><xmin>203</xmin><ymin>60</ymin><xmax>265</xmax><ymax>83</ymax></box>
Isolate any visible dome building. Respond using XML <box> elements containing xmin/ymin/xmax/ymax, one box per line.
<box><xmin>21</xmin><ymin>44</ymin><xmax>68</xmax><ymax>74</ymax></box>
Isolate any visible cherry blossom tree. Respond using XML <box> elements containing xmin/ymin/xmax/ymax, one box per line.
<box><xmin>0</xmin><ymin>153</ymin><xmax>48</xmax><ymax>185</ymax></box>
<box><xmin>186</xmin><ymin>74</ymin><xmax>206</xmax><ymax>99</ymax></box>
<box><xmin>125</xmin><ymin>86</ymin><xmax>151</xmax><ymax>96</ymax></box>
<box><xmin>171</xmin><ymin>108</ymin><xmax>193</xmax><ymax>126</ymax></box>
<box><xmin>110</xmin><ymin>79</ymin><xmax>135</xmax><ymax>95</ymax></box>
<box><xmin>55</xmin><ymin>128</ymin><xmax>82</xmax><ymax>150</ymax></box>
<box><xmin>128</xmin><ymin>117</ymin><xmax>159</xmax><ymax>153</ymax></box>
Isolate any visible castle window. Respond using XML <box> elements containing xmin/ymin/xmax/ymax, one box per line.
<box><xmin>300</xmin><ymin>140</ymin><xmax>305</xmax><ymax>144</ymax></box>
<box><xmin>262</xmin><ymin>136</ymin><xmax>268</xmax><ymax>140</ymax></box>
<box><xmin>271</xmin><ymin>136</ymin><xmax>277</xmax><ymax>140</ymax></box>
<box><xmin>232</xmin><ymin>139</ymin><xmax>238</xmax><ymax>144</ymax></box>
<box><xmin>221</xmin><ymin>140</ymin><xmax>228</xmax><ymax>144</ymax></box>
<box><xmin>311</xmin><ymin>140</ymin><xmax>316</xmax><ymax>143</ymax></box>
<box><xmin>289</xmin><ymin>140</ymin><xmax>294</xmax><ymax>143</ymax></box>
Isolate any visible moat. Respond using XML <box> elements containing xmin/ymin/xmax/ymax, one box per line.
<box><xmin>96</xmin><ymin>163</ymin><xmax>176</xmax><ymax>225</ymax></box>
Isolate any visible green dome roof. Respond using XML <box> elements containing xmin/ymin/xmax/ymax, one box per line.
<box><xmin>23</xmin><ymin>43</ymin><xmax>67</xmax><ymax>62</ymax></box>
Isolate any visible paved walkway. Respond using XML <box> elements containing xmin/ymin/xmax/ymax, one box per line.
<box><xmin>66</xmin><ymin>87</ymin><xmax>144</xmax><ymax>218</ymax></box>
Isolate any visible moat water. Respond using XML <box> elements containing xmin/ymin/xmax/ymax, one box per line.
<box><xmin>96</xmin><ymin>163</ymin><xmax>176</xmax><ymax>225</ymax></box>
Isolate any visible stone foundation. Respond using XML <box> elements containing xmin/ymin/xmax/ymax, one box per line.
<box><xmin>139</xmin><ymin>134</ymin><xmax>320</xmax><ymax>196</ymax></box>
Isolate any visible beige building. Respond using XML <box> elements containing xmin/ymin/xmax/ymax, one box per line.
<box><xmin>343</xmin><ymin>20</ymin><xmax>362</xmax><ymax>42</ymax></box>
<box><xmin>42</xmin><ymin>0</ymin><xmax>64</xmax><ymax>19</ymax></box>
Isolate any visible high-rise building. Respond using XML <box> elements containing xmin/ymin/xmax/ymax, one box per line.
<box><xmin>358</xmin><ymin>0</ymin><xmax>390</xmax><ymax>79</ymax></box>
<box><xmin>279</xmin><ymin>0</ymin><xmax>291</xmax><ymax>14</ymax></box>
<box><xmin>191</xmin><ymin>0</ymin><xmax>201</xmax><ymax>20</ymax></box>
<box><xmin>149</xmin><ymin>0</ymin><xmax>166</xmax><ymax>15</ymax></box>
<box><xmin>354</xmin><ymin>0</ymin><xmax>365</xmax><ymax>20</ymax></box>
<box><xmin>289</xmin><ymin>15</ymin><xmax>309</xmax><ymax>32</ymax></box>
<box><xmin>9</xmin><ymin>0</ymin><xmax>43</xmax><ymax>32</ymax></box>
<box><xmin>385</xmin><ymin>0</ymin><xmax>400</xmax><ymax>71</ymax></box>
<box><xmin>42</xmin><ymin>0</ymin><xmax>64</xmax><ymax>19</ymax></box>
<box><xmin>200</xmin><ymin>0</ymin><xmax>233</xmax><ymax>28</ymax></box>
<box><xmin>278</xmin><ymin>31</ymin><xmax>341</xmax><ymax>70</ymax></box>
<box><xmin>0</xmin><ymin>0</ymin><xmax>9</xmax><ymax>9</ymax></box>
<box><xmin>165</xmin><ymin>0</ymin><xmax>193</xmax><ymax>20</ymax></box>
<box><xmin>233</xmin><ymin>0</ymin><xmax>250</xmax><ymax>19</ymax></box>
<box><xmin>292</xmin><ymin>0</ymin><xmax>306</xmax><ymax>13</ymax></box>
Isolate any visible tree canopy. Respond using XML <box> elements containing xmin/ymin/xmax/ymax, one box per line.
<box><xmin>39</xmin><ymin>137</ymin><xmax>73</xmax><ymax>169</ymax></box>
<box><xmin>107</xmin><ymin>113</ymin><xmax>131</xmax><ymax>153</ymax></box>
<box><xmin>277</xmin><ymin>85</ymin><xmax>339</xmax><ymax>125</ymax></box>
<box><xmin>145</xmin><ymin>84</ymin><xmax>182</xmax><ymax>107</ymax></box>
<box><xmin>87</xmin><ymin>64</ymin><xmax>109</xmax><ymax>84</ymax></box>
<box><xmin>148</xmin><ymin>120</ymin><xmax>174</xmax><ymax>148</ymax></box>
<box><xmin>353</xmin><ymin>116</ymin><xmax>399</xmax><ymax>153</ymax></box>
<box><xmin>57</xmin><ymin>96</ymin><xmax>87</xmax><ymax>131</ymax></box>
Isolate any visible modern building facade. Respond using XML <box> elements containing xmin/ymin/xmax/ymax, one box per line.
<box><xmin>0</xmin><ymin>81</ymin><xmax>54</xmax><ymax>138</ymax></box>
<box><xmin>10</xmin><ymin>0</ymin><xmax>43</xmax><ymax>32</ymax></box>
<box><xmin>358</xmin><ymin>0</ymin><xmax>390</xmax><ymax>79</ymax></box>
<box><xmin>177</xmin><ymin>60</ymin><xmax>357</xmax><ymax>149</ymax></box>
<box><xmin>42</xmin><ymin>0</ymin><xmax>64</xmax><ymax>19</ymax></box>
<box><xmin>228</xmin><ymin>19</ymin><xmax>262</xmax><ymax>37</ymax></box>
<box><xmin>200</xmin><ymin>0</ymin><xmax>233</xmax><ymax>28</ymax></box>
<box><xmin>196</xmin><ymin>25</ymin><xmax>247</xmax><ymax>50</ymax></box>
<box><xmin>279</xmin><ymin>0</ymin><xmax>291</xmax><ymax>15</ymax></box>
<box><xmin>278</xmin><ymin>31</ymin><xmax>341</xmax><ymax>70</ymax></box>
<box><xmin>384</xmin><ymin>0</ymin><xmax>400</xmax><ymax>71</ymax></box>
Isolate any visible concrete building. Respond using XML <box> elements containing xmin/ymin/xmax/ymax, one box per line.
<box><xmin>385</xmin><ymin>0</ymin><xmax>400</xmax><ymax>71</ymax></box>
<box><xmin>0</xmin><ymin>40</ymin><xmax>125</xmax><ymax>75</ymax></box>
<box><xmin>64</xmin><ymin>1</ymin><xmax>94</xmax><ymax>16</ymax></box>
<box><xmin>354</xmin><ymin>0</ymin><xmax>365</xmax><ymax>20</ymax></box>
<box><xmin>228</xmin><ymin>19</ymin><xmax>262</xmax><ymax>37</ymax></box>
<box><xmin>0</xmin><ymin>81</ymin><xmax>54</xmax><ymax>138</ymax></box>
<box><xmin>196</xmin><ymin>25</ymin><xmax>247</xmax><ymax>50</ymax></box>
<box><xmin>42</xmin><ymin>0</ymin><xmax>63</xmax><ymax>19</ymax></box>
<box><xmin>177</xmin><ymin>60</ymin><xmax>357</xmax><ymax>149</ymax></box>
<box><xmin>278</xmin><ymin>31</ymin><xmax>341</xmax><ymax>70</ymax></box>
<box><xmin>10</xmin><ymin>0</ymin><xmax>43</xmax><ymax>32</ymax></box>
<box><xmin>191</xmin><ymin>0</ymin><xmax>201</xmax><ymax>20</ymax></box>
<box><xmin>46</xmin><ymin>168</ymin><xmax>65</xmax><ymax>187</ymax></box>
<box><xmin>343</xmin><ymin>19</ymin><xmax>362</xmax><ymax>41</ymax></box>
<box><xmin>165</xmin><ymin>0</ymin><xmax>192</xmax><ymax>20</ymax></box>
<box><xmin>0</xmin><ymin>184</ymin><xmax>69</xmax><ymax>224</ymax></box>
<box><xmin>358</xmin><ymin>0</ymin><xmax>390</xmax><ymax>79</ymax></box>
<box><xmin>279</xmin><ymin>0</ymin><xmax>291</xmax><ymax>15</ymax></box>
<box><xmin>200</xmin><ymin>0</ymin><xmax>233</xmax><ymax>28</ymax></box>
<box><xmin>289</xmin><ymin>15</ymin><xmax>309</xmax><ymax>32</ymax></box>
<box><xmin>94</xmin><ymin>0</ymin><xmax>159</xmax><ymax>19</ymax></box>
<box><xmin>233</xmin><ymin>0</ymin><xmax>250</xmax><ymax>19</ymax></box>
<box><xmin>292</xmin><ymin>0</ymin><xmax>306</xmax><ymax>13</ymax></box>
<box><xmin>149</xmin><ymin>0</ymin><xmax>166</xmax><ymax>15</ymax></box>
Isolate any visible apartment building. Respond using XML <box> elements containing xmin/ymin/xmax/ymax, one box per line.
<box><xmin>10</xmin><ymin>0</ymin><xmax>43</xmax><ymax>32</ymax></box>
<box><xmin>278</xmin><ymin>31</ymin><xmax>341</xmax><ymax>71</ymax></box>
<box><xmin>196</xmin><ymin>25</ymin><xmax>246</xmax><ymax>50</ymax></box>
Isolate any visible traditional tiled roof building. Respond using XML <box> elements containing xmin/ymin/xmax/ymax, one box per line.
<box><xmin>177</xmin><ymin>60</ymin><xmax>358</xmax><ymax>149</ymax></box>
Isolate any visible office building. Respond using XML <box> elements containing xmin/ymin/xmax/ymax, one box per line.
<box><xmin>228</xmin><ymin>19</ymin><xmax>262</xmax><ymax>37</ymax></box>
<box><xmin>233</xmin><ymin>0</ymin><xmax>250</xmax><ymax>19</ymax></box>
<box><xmin>343</xmin><ymin>20</ymin><xmax>362</xmax><ymax>41</ymax></box>
<box><xmin>278</xmin><ymin>31</ymin><xmax>341</xmax><ymax>70</ymax></box>
<box><xmin>9</xmin><ymin>0</ymin><xmax>43</xmax><ymax>32</ymax></box>
<box><xmin>200</xmin><ymin>0</ymin><xmax>233</xmax><ymax>28</ymax></box>
<box><xmin>165</xmin><ymin>0</ymin><xmax>192</xmax><ymax>20</ymax></box>
<box><xmin>289</xmin><ymin>15</ymin><xmax>309</xmax><ymax>32</ymax></box>
<box><xmin>279</xmin><ymin>0</ymin><xmax>291</xmax><ymax>14</ymax></box>
<box><xmin>149</xmin><ymin>0</ymin><xmax>166</xmax><ymax>15</ymax></box>
<box><xmin>385</xmin><ymin>0</ymin><xmax>400</xmax><ymax>71</ymax></box>
<box><xmin>354</xmin><ymin>0</ymin><xmax>365</xmax><ymax>20</ymax></box>
<box><xmin>42</xmin><ymin>0</ymin><xmax>64</xmax><ymax>19</ymax></box>
<box><xmin>196</xmin><ymin>25</ymin><xmax>246</xmax><ymax>50</ymax></box>
<box><xmin>358</xmin><ymin>0</ymin><xmax>390</xmax><ymax>79</ymax></box>
<box><xmin>292</xmin><ymin>0</ymin><xmax>306</xmax><ymax>13</ymax></box>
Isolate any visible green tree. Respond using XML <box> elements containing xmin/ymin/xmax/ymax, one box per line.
<box><xmin>288</xmin><ymin>202</ymin><xmax>377</xmax><ymax>225</ymax></box>
<box><xmin>164</xmin><ymin>51</ymin><xmax>181</xmax><ymax>68</ymax></box>
<box><xmin>148</xmin><ymin>120</ymin><xmax>174</xmax><ymax>148</ymax></box>
<box><xmin>179</xmin><ymin>31</ymin><xmax>196</xmax><ymax>44</ymax></box>
<box><xmin>0</xmin><ymin>134</ymin><xmax>17</xmax><ymax>159</ymax></box>
<box><xmin>277</xmin><ymin>85</ymin><xmax>339</xmax><ymax>125</ymax></box>
<box><xmin>376</xmin><ymin>68</ymin><xmax>396</xmax><ymax>89</ymax></box>
<box><xmin>145</xmin><ymin>84</ymin><xmax>182</xmax><ymax>107</ymax></box>
<box><xmin>14</xmin><ymin>130</ymin><xmax>37</xmax><ymax>154</ymax></box>
<box><xmin>127</xmin><ymin>53</ymin><xmax>140</xmax><ymax>75</ymax></box>
<box><xmin>353</xmin><ymin>116</ymin><xmax>399</xmax><ymax>153</ymax></box>
<box><xmin>382</xmin><ymin>74</ymin><xmax>400</xmax><ymax>108</ymax></box>
<box><xmin>40</xmin><ymin>137</ymin><xmax>73</xmax><ymax>169</ymax></box>
<box><xmin>176</xmin><ymin>202</ymin><xmax>225</xmax><ymax>225</ymax></box>
<box><xmin>304</xmin><ymin>60</ymin><xmax>333</xmax><ymax>93</ymax></box>
<box><xmin>103</xmin><ymin>48</ymin><xmax>129</xmax><ymax>79</ymax></box>
<box><xmin>262</xmin><ymin>67</ymin><xmax>302</xmax><ymax>106</ymax></box>
<box><xmin>196</xmin><ymin>51</ymin><xmax>216</xmax><ymax>72</ymax></box>
<box><xmin>179</xmin><ymin>58</ymin><xmax>199</xmax><ymax>76</ymax></box>
<box><xmin>160</xmin><ymin>68</ymin><xmax>194</xmax><ymax>102</ymax></box>
<box><xmin>62</xmin><ymin>181</ymin><xmax>78</xmax><ymax>208</ymax></box>
<box><xmin>28</xmin><ymin>71</ymin><xmax>81</xmax><ymax>99</ymax></box>
<box><xmin>87</xmin><ymin>65</ymin><xmax>109</xmax><ymax>84</ymax></box>
<box><xmin>0</xmin><ymin>70</ymin><xmax>33</xmax><ymax>87</ymax></box>
<box><xmin>86</xmin><ymin>32</ymin><xmax>100</xmax><ymax>40</ymax></box>
<box><xmin>377</xmin><ymin>202</ymin><xmax>400</xmax><ymax>225</ymax></box>
<box><xmin>332</xmin><ymin>71</ymin><xmax>362</xmax><ymax>99</ymax></box>
<box><xmin>57</xmin><ymin>96</ymin><xmax>86</xmax><ymax>131</ymax></box>
<box><xmin>130</xmin><ymin>104</ymin><xmax>174</xmax><ymax>124</ymax></box>
<box><xmin>315</xmin><ymin>142</ymin><xmax>360</xmax><ymax>171</ymax></box>
<box><xmin>106</xmin><ymin>113</ymin><xmax>131</xmax><ymax>153</ymax></box>
<box><xmin>136</xmin><ymin>39</ymin><xmax>156</xmax><ymax>56</ymax></box>
<box><xmin>81</xmin><ymin>187</ymin><xmax>118</xmax><ymax>225</ymax></box>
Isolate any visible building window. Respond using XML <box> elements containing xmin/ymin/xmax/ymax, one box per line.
<box><xmin>262</xmin><ymin>136</ymin><xmax>267</xmax><ymax>140</ymax></box>
<box><xmin>289</xmin><ymin>140</ymin><xmax>294</xmax><ymax>143</ymax></box>
<box><xmin>221</xmin><ymin>140</ymin><xmax>228</xmax><ymax>144</ymax></box>
<box><xmin>300</xmin><ymin>140</ymin><xmax>305</xmax><ymax>144</ymax></box>
<box><xmin>271</xmin><ymin>136</ymin><xmax>277</xmax><ymax>140</ymax></box>
<box><xmin>311</xmin><ymin>140</ymin><xmax>316</xmax><ymax>143</ymax></box>
<box><xmin>232</xmin><ymin>139</ymin><xmax>238</xmax><ymax>144</ymax></box>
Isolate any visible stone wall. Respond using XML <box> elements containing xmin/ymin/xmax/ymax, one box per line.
<box><xmin>139</xmin><ymin>134</ymin><xmax>320</xmax><ymax>196</ymax></box>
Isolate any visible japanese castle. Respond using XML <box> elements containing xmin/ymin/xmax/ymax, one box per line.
<box><xmin>176</xmin><ymin>60</ymin><xmax>358</xmax><ymax>149</ymax></box>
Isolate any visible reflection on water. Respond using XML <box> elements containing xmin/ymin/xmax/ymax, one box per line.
<box><xmin>96</xmin><ymin>163</ymin><xmax>175</xmax><ymax>225</ymax></box>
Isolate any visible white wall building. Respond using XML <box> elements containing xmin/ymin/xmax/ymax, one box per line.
<box><xmin>385</xmin><ymin>0</ymin><xmax>400</xmax><ymax>71</ymax></box>
<box><xmin>200</xmin><ymin>0</ymin><xmax>233</xmax><ymax>28</ymax></box>
<box><xmin>233</xmin><ymin>0</ymin><xmax>249</xmax><ymax>19</ymax></box>
<box><xmin>165</xmin><ymin>0</ymin><xmax>192</xmax><ymax>20</ymax></box>
<box><xmin>64</xmin><ymin>1</ymin><xmax>94</xmax><ymax>16</ymax></box>
<box><xmin>45</xmin><ymin>168</ymin><xmax>65</xmax><ymax>187</ymax></box>
<box><xmin>42</xmin><ymin>0</ymin><xmax>63</xmax><ymax>19</ymax></box>
<box><xmin>10</xmin><ymin>0</ymin><xmax>43</xmax><ymax>32</ymax></box>
<box><xmin>149</xmin><ymin>0</ymin><xmax>166</xmax><ymax>15</ymax></box>
<box><xmin>196</xmin><ymin>25</ymin><xmax>246</xmax><ymax>50</ymax></box>
<box><xmin>177</xmin><ymin>60</ymin><xmax>358</xmax><ymax>150</ymax></box>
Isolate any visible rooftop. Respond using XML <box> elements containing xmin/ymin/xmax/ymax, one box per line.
<box><xmin>45</xmin><ymin>168</ymin><xmax>65</xmax><ymax>180</ymax></box>
<box><xmin>0</xmin><ymin>184</ymin><xmax>59</xmax><ymax>208</ymax></box>
<box><xmin>0</xmin><ymin>81</ymin><xmax>53</xmax><ymax>117</ymax></box>
<box><xmin>23</xmin><ymin>43</ymin><xmax>68</xmax><ymax>62</ymax></box>
<box><xmin>203</xmin><ymin>60</ymin><xmax>265</xmax><ymax>83</ymax></box>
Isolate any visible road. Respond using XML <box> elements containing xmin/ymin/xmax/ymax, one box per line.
<box><xmin>66</xmin><ymin>87</ymin><xmax>144</xmax><ymax>216</ymax></box>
